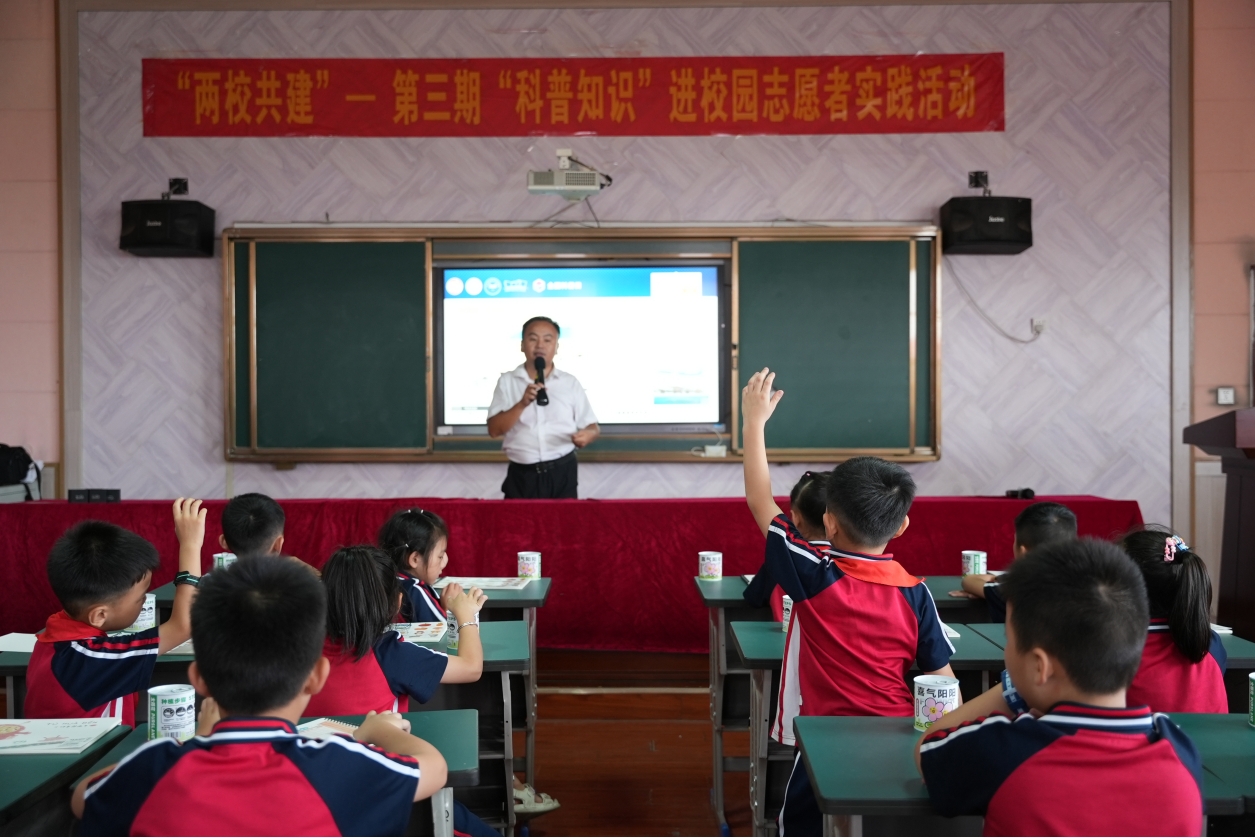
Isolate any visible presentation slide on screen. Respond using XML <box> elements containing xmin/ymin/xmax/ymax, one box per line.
<box><xmin>441</xmin><ymin>266</ymin><xmax>721</xmax><ymax>426</ymax></box>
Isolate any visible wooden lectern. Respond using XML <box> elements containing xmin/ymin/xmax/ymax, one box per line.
<box><xmin>1184</xmin><ymin>408</ymin><xmax>1255</xmax><ymax>639</ymax></box>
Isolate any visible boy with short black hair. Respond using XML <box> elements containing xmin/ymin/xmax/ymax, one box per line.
<box><xmin>26</xmin><ymin>499</ymin><xmax>205</xmax><ymax>726</ymax></box>
<box><xmin>218</xmin><ymin>492</ymin><xmax>286</xmax><ymax>559</ymax></box>
<box><xmin>741</xmin><ymin>370</ymin><xmax>955</xmax><ymax>836</ymax></box>
<box><xmin>918</xmin><ymin>539</ymin><xmax>1203</xmax><ymax>836</ymax></box>
<box><xmin>961</xmin><ymin>501</ymin><xmax>1078</xmax><ymax>621</ymax></box>
<box><xmin>74</xmin><ymin>555</ymin><xmax>449</xmax><ymax>835</ymax></box>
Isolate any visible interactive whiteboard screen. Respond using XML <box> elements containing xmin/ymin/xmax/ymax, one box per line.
<box><xmin>438</xmin><ymin>265</ymin><xmax>722</xmax><ymax>427</ymax></box>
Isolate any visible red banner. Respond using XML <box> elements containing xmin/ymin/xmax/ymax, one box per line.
<box><xmin>142</xmin><ymin>55</ymin><xmax>1003</xmax><ymax>138</ymax></box>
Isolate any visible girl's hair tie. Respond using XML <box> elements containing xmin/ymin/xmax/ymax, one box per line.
<box><xmin>1164</xmin><ymin>534</ymin><xmax>1189</xmax><ymax>562</ymax></box>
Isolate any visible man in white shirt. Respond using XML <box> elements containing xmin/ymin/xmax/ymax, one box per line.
<box><xmin>487</xmin><ymin>316</ymin><xmax>599</xmax><ymax>499</ymax></box>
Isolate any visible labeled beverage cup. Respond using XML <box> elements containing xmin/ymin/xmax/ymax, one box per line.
<box><xmin>447</xmin><ymin>610</ymin><xmax>459</xmax><ymax>653</ymax></box>
<box><xmin>123</xmin><ymin>594</ymin><xmax>157</xmax><ymax>633</ymax></box>
<box><xmin>698</xmin><ymin>551</ymin><xmax>723</xmax><ymax>580</ymax></box>
<box><xmin>1248</xmin><ymin>673</ymin><xmax>1255</xmax><ymax>728</ymax></box>
<box><xmin>518</xmin><ymin>552</ymin><xmax>541</xmax><ymax>580</ymax></box>
<box><xmin>781</xmin><ymin>595</ymin><xmax>793</xmax><ymax>631</ymax></box>
<box><xmin>148</xmin><ymin>684</ymin><xmax>196</xmax><ymax>742</ymax></box>
<box><xmin>213</xmin><ymin>552</ymin><xmax>237</xmax><ymax>571</ymax></box>
<box><xmin>962</xmin><ymin>550</ymin><xmax>988</xmax><ymax>576</ymax></box>
<box><xmin>914</xmin><ymin>674</ymin><xmax>961</xmax><ymax>732</ymax></box>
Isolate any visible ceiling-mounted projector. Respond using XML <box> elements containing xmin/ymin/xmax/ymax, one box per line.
<box><xmin>527</xmin><ymin>149</ymin><xmax>612</xmax><ymax>202</ymax></box>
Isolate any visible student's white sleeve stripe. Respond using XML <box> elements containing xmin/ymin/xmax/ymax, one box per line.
<box><xmin>917</xmin><ymin>715</ymin><xmax>1011</xmax><ymax>754</ymax></box>
<box><xmin>295</xmin><ymin>733</ymin><xmax>423</xmax><ymax>778</ymax></box>
<box><xmin>768</xmin><ymin>525</ymin><xmax>824</xmax><ymax>565</ymax></box>
<box><xmin>920</xmin><ymin>585</ymin><xmax>956</xmax><ymax>654</ymax></box>
<box><xmin>1036</xmin><ymin>714</ymin><xmax>1153</xmax><ymax>729</ymax></box>
<box><xmin>70</xmin><ymin>641</ymin><xmax>159</xmax><ymax>660</ymax></box>
<box><xmin>81</xmin><ymin>739</ymin><xmax>180</xmax><ymax>801</ymax></box>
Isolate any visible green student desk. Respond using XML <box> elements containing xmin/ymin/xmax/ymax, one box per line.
<box><xmin>793</xmin><ymin>715</ymin><xmax>1249</xmax><ymax>837</ymax></box>
<box><xmin>78</xmin><ymin>712</ymin><xmax>478</xmax><ymax>838</ymax></box>
<box><xmin>922</xmin><ymin>576</ymin><xmax>995</xmax><ymax>624</ymax></box>
<box><xmin>965</xmin><ymin>623</ymin><xmax>1255</xmax><ymax>712</ymax></box>
<box><xmin>154</xmin><ymin>576</ymin><xmax>551</xmax><ymax>790</ymax></box>
<box><xmin>730</xmin><ymin>621</ymin><xmax>1006</xmax><ymax>837</ymax></box>
<box><xmin>694</xmin><ymin>576</ymin><xmax>774</xmax><ymax>831</ymax></box>
<box><xmin>0</xmin><ymin>722</ymin><xmax>131</xmax><ymax>835</ymax></box>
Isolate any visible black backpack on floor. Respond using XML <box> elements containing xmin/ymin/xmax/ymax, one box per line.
<box><xmin>0</xmin><ymin>445</ymin><xmax>35</xmax><ymax>497</ymax></box>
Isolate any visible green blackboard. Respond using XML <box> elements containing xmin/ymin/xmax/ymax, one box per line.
<box><xmin>737</xmin><ymin>239</ymin><xmax>931</xmax><ymax>453</ymax></box>
<box><xmin>225</xmin><ymin>230</ymin><xmax>937</xmax><ymax>461</ymax></box>
<box><xmin>233</xmin><ymin>241</ymin><xmax>427</xmax><ymax>451</ymax></box>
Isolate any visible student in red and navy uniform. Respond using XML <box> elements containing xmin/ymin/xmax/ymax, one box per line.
<box><xmin>959</xmin><ymin>501</ymin><xmax>1077</xmax><ymax>622</ymax></box>
<box><xmin>1122</xmin><ymin>527</ymin><xmax>1228</xmax><ymax>713</ymax></box>
<box><xmin>917</xmin><ymin>539</ymin><xmax>1204</xmax><ymax>836</ymax></box>
<box><xmin>305</xmin><ymin>545</ymin><xmax>485</xmax><ymax>717</ymax></box>
<box><xmin>379</xmin><ymin>508</ymin><xmax>453</xmax><ymax>624</ymax></box>
<box><xmin>743</xmin><ymin>470</ymin><xmax>830</xmax><ymax>621</ymax></box>
<box><xmin>304</xmin><ymin>546</ymin><xmax>496</xmax><ymax>835</ymax></box>
<box><xmin>218</xmin><ymin>492</ymin><xmax>320</xmax><ymax>575</ymax></box>
<box><xmin>26</xmin><ymin>499</ymin><xmax>206</xmax><ymax>726</ymax></box>
<box><xmin>73</xmin><ymin>555</ymin><xmax>449</xmax><ymax>836</ymax></box>
<box><xmin>741</xmin><ymin>370</ymin><xmax>956</xmax><ymax>837</ymax></box>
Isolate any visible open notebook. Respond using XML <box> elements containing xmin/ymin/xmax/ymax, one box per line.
<box><xmin>297</xmin><ymin>718</ymin><xmax>359</xmax><ymax>740</ymax></box>
<box><xmin>0</xmin><ymin>718</ymin><xmax>120</xmax><ymax>755</ymax></box>
<box><xmin>435</xmin><ymin>576</ymin><xmax>532</xmax><ymax>590</ymax></box>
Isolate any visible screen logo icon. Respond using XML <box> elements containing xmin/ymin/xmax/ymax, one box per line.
<box><xmin>484</xmin><ymin>277</ymin><xmax>502</xmax><ymax>296</ymax></box>
<box><xmin>465</xmin><ymin>277</ymin><xmax>483</xmax><ymax>296</ymax></box>
<box><xmin>445</xmin><ymin>277</ymin><xmax>464</xmax><ymax>296</ymax></box>
<box><xmin>532</xmin><ymin>278</ymin><xmax>547</xmax><ymax>293</ymax></box>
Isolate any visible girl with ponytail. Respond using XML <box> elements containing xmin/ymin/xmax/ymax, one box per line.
<box><xmin>1121</xmin><ymin>526</ymin><xmax>1228</xmax><ymax>713</ymax></box>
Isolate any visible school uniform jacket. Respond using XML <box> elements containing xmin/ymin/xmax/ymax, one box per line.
<box><xmin>398</xmin><ymin>574</ymin><xmax>444</xmax><ymax>624</ymax></box>
<box><xmin>920</xmin><ymin>702</ymin><xmax>1204</xmax><ymax>836</ymax></box>
<box><xmin>80</xmin><ymin>717</ymin><xmax>420</xmax><ymax>836</ymax></box>
<box><xmin>765</xmin><ymin>515</ymin><xmax>953</xmax><ymax>745</ymax></box>
<box><xmin>25</xmin><ymin>611</ymin><xmax>160</xmax><ymax>727</ymax></box>
<box><xmin>1127</xmin><ymin>619</ymin><xmax>1228</xmax><ymax>713</ymax></box>
<box><xmin>743</xmin><ymin>541</ymin><xmax>833</xmax><ymax>621</ymax></box>
<box><xmin>304</xmin><ymin>631</ymin><xmax>448</xmax><ymax>717</ymax></box>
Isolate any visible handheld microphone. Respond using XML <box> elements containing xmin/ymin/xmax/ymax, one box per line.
<box><xmin>533</xmin><ymin>357</ymin><xmax>549</xmax><ymax>406</ymax></box>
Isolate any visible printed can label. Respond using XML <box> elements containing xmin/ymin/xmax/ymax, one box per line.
<box><xmin>1248</xmin><ymin>673</ymin><xmax>1255</xmax><ymax>728</ymax></box>
<box><xmin>518</xmin><ymin>552</ymin><xmax>541</xmax><ymax>580</ymax></box>
<box><xmin>781</xmin><ymin>595</ymin><xmax>793</xmax><ymax>631</ymax></box>
<box><xmin>446</xmin><ymin>610</ymin><xmax>459</xmax><ymax>652</ymax></box>
<box><xmin>698</xmin><ymin>551</ymin><xmax>722</xmax><ymax>581</ymax></box>
<box><xmin>148</xmin><ymin>684</ymin><xmax>196</xmax><ymax>742</ymax></box>
<box><xmin>914</xmin><ymin>675</ymin><xmax>961</xmax><ymax>732</ymax></box>
<box><xmin>122</xmin><ymin>594</ymin><xmax>157</xmax><ymax>633</ymax></box>
<box><xmin>961</xmin><ymin>550</ymin><xmax>988</xmax><ymax>576</ymax></box>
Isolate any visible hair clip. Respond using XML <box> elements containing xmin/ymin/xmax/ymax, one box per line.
<box><xmin>1164</xmin><ymin>535</ymin><xmax>1189</xmax><ymax>562</ymax></box>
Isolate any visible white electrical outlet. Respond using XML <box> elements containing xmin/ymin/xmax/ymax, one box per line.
<box><xmin>1031</xmin><ymin>318</ymin><xmax>1047</xmax><ymax>335</ymax></box>
<box><xmin>1217</xmin><ymin>387</ymin><xmax>1237</xmax><ymax>406</ymax></box>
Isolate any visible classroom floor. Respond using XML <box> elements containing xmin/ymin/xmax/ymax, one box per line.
<box><xmin>520</xmin><ymin>651</ymin><xmax>752</xmax><ymax>837</ymax></box>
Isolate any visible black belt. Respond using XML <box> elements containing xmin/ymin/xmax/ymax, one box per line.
<box><xmin>511</xmin><ymin>451</ymin><xmax>576</xmax><ymax>473</ymax></box>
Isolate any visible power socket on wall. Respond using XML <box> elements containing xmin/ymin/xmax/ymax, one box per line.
<box><xmin>1031</xmin><ymin>318</ymin><xmax>1047</xmax><ymax>335</ymax></box>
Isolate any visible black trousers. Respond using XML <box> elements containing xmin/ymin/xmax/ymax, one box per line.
<box><xmin>502</xmin><ymin>451</ymin><xmax>578</xmax><ymax>499</ymax></box>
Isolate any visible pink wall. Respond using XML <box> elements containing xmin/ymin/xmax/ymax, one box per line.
<box><xmin>0</xmin><ymin>0</ymin><xmax>59</xmax><ymax>465</ymax></box>
<box><xmin>1193</xmin><ymin>0</ymin><xmax>1255</xmax><ymax>424</ymax></box>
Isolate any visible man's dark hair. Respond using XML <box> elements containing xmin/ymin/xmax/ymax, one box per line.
<box><xmin>1014</xmin><ymin>502</ymin><xmax>1078</xmax><ymax>552</ymax></box>
<box><xmin>1000</xmin><ymin>539</ymin><xmax>1148</xmax><ymax>694</ymax></box>
<box><xmin>824</xmin><ymin>457</ymin><xmax>916</xmax><ymax>547</ymax></box>
<box><xmin>221</xmin><ymin>493</ymin><xmax>285</xmax><ymax>557</ymax></box>
<box><xmin>521</xmin><ymin>316</ymin><xmax>560</xmax><ymax>337</ymax></box>
<box><xmin>323</xmin><ymin>545</ymin><xmax>400</xmax><ymax>661</ymax></box>
<box><xmin>47</xmin><ymin>521</ymin><xmax>160</xmax><ymax>615</ymax></box>
<box><xmin>192</xmin><ymin>555</ymin><xmax>326</xmax><ymax>715</ymax></box>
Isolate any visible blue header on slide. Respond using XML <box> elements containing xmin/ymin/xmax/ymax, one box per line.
<box><xmin>442</xmin><ymin>266</ymin><xmax>718</xmax><ymax>299</ymax></box>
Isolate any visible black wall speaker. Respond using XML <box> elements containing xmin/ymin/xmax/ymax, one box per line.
<box><xmin>939</xmin><ymin>196</ymin><xmax>1032</xmax><ymax>255</ymax></box>
<box><xmin>119</xmin><ymin>200</ymin><xmax>215</xmax><ymax>257</ymax></box>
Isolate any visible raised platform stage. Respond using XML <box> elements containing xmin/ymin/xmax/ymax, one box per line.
<box><xmin>0</xmin><ymin>495</ymin><xmax>1142</xmax><ymax>652</ymax></box>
